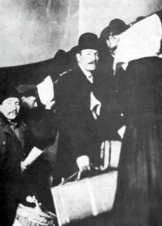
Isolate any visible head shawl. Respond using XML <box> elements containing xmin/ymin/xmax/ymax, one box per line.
<box><xmin>113</xmin><ymin>14</ymin><xmax>162</xmax><ymax>73</ymax></box>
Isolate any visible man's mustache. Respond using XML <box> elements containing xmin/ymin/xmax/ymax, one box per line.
<box><xmin>9</xmin><ymin>110</ymin><xmax>17</xmax><ymax>115</ymax></box>
<box><xmin>88</xmin><ymin>61</ymin><xmax>97</xmax><ymax>64</ymax></box>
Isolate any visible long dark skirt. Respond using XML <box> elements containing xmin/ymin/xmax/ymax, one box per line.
<box><xmin>110</xmin><ymin>118</ymin><xmax>162</xmax><ymax>226</ymax></box>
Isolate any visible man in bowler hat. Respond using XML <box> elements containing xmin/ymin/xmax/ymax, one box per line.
<box><xmin>55</xmin><ymin>33</ymin><xmax>101</xmax><ymax>180</ymax></box>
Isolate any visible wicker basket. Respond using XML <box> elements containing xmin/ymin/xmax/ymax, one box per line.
<box><xmin>14</xmin><ymin>204</ymin><xmax>55</xmax><ymax>226</ymax></box>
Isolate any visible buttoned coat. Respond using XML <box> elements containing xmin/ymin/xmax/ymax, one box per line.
<box><xmin>55</xmin><ymin>65</ymin><xmax>100</xmax><ymax>179</ymax></box>
<box><xmin>0</xmin><ymin>113</ymin><xmax>30</xmax><ymax>226</ymax></box>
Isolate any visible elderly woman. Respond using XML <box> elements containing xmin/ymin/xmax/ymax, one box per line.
<box><xmin>110</xmin><ymin>13</ymin><xmax>162</xmax><ymax>226</ymax></box>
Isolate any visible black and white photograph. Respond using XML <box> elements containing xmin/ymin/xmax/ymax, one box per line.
<box><xmin>0</xmin><ymin>0</ymin><xmax>162</xmax><ymax>226</ymax></box>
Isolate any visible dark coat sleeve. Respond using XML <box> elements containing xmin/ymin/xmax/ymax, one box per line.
<box><xmin>26</xmin><ymin>108</ymin><xmax>57</xmax><ymax>150</ymax></box>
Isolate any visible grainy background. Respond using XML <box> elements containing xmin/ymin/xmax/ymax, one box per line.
<box><xmin>0</xmin><ymin>0</ymin><xmax>162</xmax><ymax>67</ymax></box>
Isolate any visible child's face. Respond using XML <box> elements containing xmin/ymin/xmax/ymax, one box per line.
<box><xmin>0</xmin><ymin>97</ymin><xmax>20</xmax><ymax>120</ymax></box>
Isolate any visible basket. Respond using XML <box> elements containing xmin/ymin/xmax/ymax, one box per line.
<box><xmin>14</xmin><ymin>204</ymin><xmax>55</xmax><ymax>226</ymax></box>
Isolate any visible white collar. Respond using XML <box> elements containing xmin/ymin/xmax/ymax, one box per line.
<box><xmin>78</xmin><ymin>64</ymin><xmax>93</xmax><ymax>83</ymax></box>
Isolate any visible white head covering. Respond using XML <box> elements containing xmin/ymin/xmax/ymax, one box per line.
<box><xmin>113</xmin><ymin>14</ymin><xmax>162</xmax><ymax>73</ymax></box>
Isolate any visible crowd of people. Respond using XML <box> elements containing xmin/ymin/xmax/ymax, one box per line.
<box><xmin>1</xmin><ymin>9</ymin><xmax>162</xmax><ymax>226</ymax></box>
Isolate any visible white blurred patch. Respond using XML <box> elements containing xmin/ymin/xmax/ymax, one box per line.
<box><xmin>100</xmin><ymin>140</ymin><xmax>122</xmax><ymax>170</ymax></box>
<box><xmin>37</xmin><ymin>76</ymin><xmax>54</xmax><ymax>105</ymax></box>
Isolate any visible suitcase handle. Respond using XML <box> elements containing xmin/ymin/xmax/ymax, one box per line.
<box><xmin>61</xmin><ymin>164</ymin><xmax>102</xmax><ymax>186</ymax></box>
<box><xmin>61</xmin><ymin>171</ymin><xmax>80</xmax><ymax>185</ymax></box>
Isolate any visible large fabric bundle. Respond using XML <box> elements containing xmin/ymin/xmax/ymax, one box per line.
<box><xmin>52</xmin><ymin>171</ymin><xmax>117</xmax><ymax>226</ymax></box>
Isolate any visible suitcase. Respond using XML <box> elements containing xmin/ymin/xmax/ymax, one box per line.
<box><xmin>51</xmin><ymin>171</ymin><xmax>117</xmax><ymax>226</ymax></box>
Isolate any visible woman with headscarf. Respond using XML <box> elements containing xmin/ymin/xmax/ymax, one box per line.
<box><xmin>110</xmin><ymin>13</ymin><xmax>162</xmax><ymax>226</ymax></box>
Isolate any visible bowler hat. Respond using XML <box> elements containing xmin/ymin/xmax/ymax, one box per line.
<box><xmin>100</xmin><ymin>19</ymin><xmax>129</xmax><ymax>41</ymax></box>
<box><xmin>109</xmin><ymin>19</ymin><xmax>129</xmax><ymax>36</ymax></box>
<box><xmin>78</xmin><ymin>32</ymin><xmax>99</xmax><ymax>51</ymax></box>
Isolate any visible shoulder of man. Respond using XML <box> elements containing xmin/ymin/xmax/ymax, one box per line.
<box><xmin>59</xmin><ymin>68</ymin><xmax>73</xmax><ymax>77</ymax></box>
<box><xmin>59</xmin><ymin>65</ymin><xmax>80</xmax><ymax>78</ymax></box>
<box><xmin>57</xmin><ymin>67</ymin><xmax>79</xmax><ymax>86</ymax></box>
<box><xmin>54</xmin><ymin>68</ymin><xmax>73</xmax><ymax>85</ymax></box>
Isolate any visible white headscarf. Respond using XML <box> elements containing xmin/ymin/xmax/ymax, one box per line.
<box><xmin>113</xmin><ymin>14</ymin><xmax>162</xmax><ymax>73</ymax></box>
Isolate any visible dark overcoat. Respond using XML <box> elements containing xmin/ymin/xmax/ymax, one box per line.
<box><xmin>55</xmin><ymin>65</ymin><xmax>100</xmax><ymax>179</ymax></box>
<box><xmin>110</xmin><ymin>57</ymin><xmax>162</xmax><ymax>226</ymax></box>
<box><xmin>0</xmin><ymin>113</ymin><xmax>30</xmax><ymax>226</ymax></box>
<box><xmin>21</xmin><ymin>107</ymin><xmax>57</xmax><ymax>212</ymax></box>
